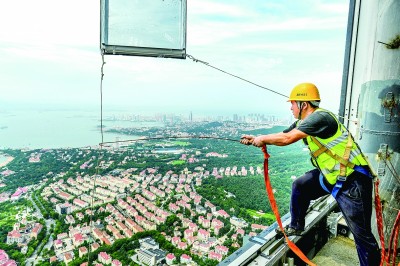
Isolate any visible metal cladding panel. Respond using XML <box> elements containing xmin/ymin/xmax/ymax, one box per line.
<box><xmin>344</xmin><ymin>0</ymin><xmax>400</xmax><ymax>246</ymax></box>
<box><xmin>358</xmin><ymin>81</ymin><xmax>400</xmax><ymax>153</ymax></box>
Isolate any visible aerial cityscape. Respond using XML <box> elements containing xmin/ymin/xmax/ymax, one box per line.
<box><xmin>2</xmin><ymin>0</ymin><xmax>399</xmax><ymax>265</ymax></box>
<box><xmin>0</xmin><ymin>115</ymin><xmax>309</xmax><ymax>266</ymax></box>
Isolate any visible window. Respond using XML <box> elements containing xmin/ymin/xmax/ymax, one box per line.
<box><xmin>100</xmin><ymin>0</ymin><xmax>187</xmax><ymax>59</ymax></box>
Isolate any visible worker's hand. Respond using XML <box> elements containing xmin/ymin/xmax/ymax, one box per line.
<box><xmin>252</xmin><ymin>136</ymin><xmax>265</xmax><ymax>147</ymax></box>
<box><xmin>240</xmin><ymin>135</ymin><xmax>254</xmax><ymax>145</ymax></box>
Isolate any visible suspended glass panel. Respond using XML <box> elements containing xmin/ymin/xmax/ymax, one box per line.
<box><xmin>101</xmin><ymin>0</ymin><xmax>187</xmax><ymax>59</ymax></box>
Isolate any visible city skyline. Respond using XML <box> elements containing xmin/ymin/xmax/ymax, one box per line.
<box><xmin>0</xmin><ymin>108</ymin><xmax>292</xmax><ymax>150</ymax></box>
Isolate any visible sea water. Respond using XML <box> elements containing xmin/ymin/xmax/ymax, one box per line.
<box><xmin>0</xmin><ymin>109</ymin><xmax>162</xmax><ymax>150</ymax></box>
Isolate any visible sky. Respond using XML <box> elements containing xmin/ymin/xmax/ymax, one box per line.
<box><xmin>0</xmin><ymin>0</ymin><xmax>350</xmax><ymax>118</ymax></box>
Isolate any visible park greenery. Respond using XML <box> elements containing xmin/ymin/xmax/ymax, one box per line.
<box><xmin>0</xmin><ymin>198</ymin><xmax>46</xmax><ymax>264</ymax></box>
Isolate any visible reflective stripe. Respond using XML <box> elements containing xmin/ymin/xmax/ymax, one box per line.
<box><xmin>326</xmin><ymin>134</ymin><xmax>348</xmax><ymax>147</ymax></box>
<box><xmin>324</xmin><ymin>134</ymin><xmax>363</xmax><ymax>159</ymax></box>
<box><xmin>321</xmin><ymin>166</ymin><xmax>340</xmax><ymax>176</ymax></box>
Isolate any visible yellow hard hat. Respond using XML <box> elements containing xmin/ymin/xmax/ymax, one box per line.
<box><xmin>288</xmin><ymin>82</ymin><xmax>321</xmax><ymax>101</ymax></box>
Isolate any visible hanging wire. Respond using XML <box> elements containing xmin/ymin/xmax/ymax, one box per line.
<box><xmin>186</xmin><ymin>54</ymin><xmax>361</xmax><ymax>126</ymax></box>
<box><xmin>91</xmin><ymin>52</ymin><xmax>244</xmax><ymax>264</ymax></box>
<box><xmin>90</xmin><ymin>51</ymin><xmax>400</xmax><ymax>266</ymax></box>
<box><xmin>387</xmin><ymin>159</ymin><xmax>400</xmax><ymax>184</ymax></box>
<box><xmin>186</xmin><ymin>54</ymin><xmax>288</xmax><ymax>99</ymax></box>
<box><xmin>100</xmin><ymin>53</ymin><xmax>106</xmax><ymax>144</ymax></box>
<box><xmin>185</xmin><ymin>52</ymin><xmax>400</xmax><ymax>260</ymax></box>
<box><xmin>85</xmin><ymin>51</ymin><xmax>107</xmax><ymax>264</ymax></box>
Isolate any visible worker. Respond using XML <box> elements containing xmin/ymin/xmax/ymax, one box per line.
<box><xmin>240</xmin><ymin>82</ymin><xmax>381</xmax><ymax>266</ymax></box>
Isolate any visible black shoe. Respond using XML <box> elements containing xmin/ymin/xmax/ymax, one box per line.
<box><xmin>275</xmin><ymin>226</ymin><xmax>303</xmax><ymax>236</ymax></box>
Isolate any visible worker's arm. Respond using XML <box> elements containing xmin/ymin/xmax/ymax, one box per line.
<box><xmin>241</xmin><ymin>128</ymin><xmax>308</xmax><ymax>147</ymax></box>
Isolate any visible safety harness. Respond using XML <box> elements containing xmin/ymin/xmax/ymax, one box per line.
<box><xmin>310</xmin><ymin>133</ymin><xmax>362</xmax><ymax>198</ymax></box>
<box><xmin>309</xmin><ymin>131</ymin><xmax>390</xmax><ymax>265</ymax></box>
<box><xmin>304</xmin><ymin>108</ymin><xmax>371</xmax><ymax>198</ymax></box>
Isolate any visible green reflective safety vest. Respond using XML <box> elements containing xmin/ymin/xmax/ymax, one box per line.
<box><xmin>304</xmin><ymin>109</ymin><xmax>368</xmax><ymax>185</ymax></box>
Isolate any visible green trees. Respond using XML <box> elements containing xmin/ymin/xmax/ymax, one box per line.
<box><xmin>158</xmin><ymin>214</ymin><xmax>181</xmax><ymax>234</ymax></box>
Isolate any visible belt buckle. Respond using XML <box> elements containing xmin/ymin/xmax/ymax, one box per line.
<box><xmin>337</xmin><ymin>175</ymin><xmax>347</xmax><ymax>182</ymax></box>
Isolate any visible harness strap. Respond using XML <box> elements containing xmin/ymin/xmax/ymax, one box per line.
<box><xmin>353</xmin><ymin>165</ymin><xmax>371</xmax><ymax>177</ymax></box>
<box><xmin>310</xmin><ymin>136</ymin><xmax>356</xmax><ymax>169</ymax></box>
<box><xmin>319</xmin><ymin>173</ymin><xmax>330</xmax><ymax>193</ymax></box>
<box><xmin>312</xmin><ymin>146</ymin><xmax>328</xmax><ymax>157</ymax></box>
<box><xmin>330</xmin><ymin>165</ymin><xmax>372</xmax><ymax>198</ymax></box>
<box><xmin>340</xmin><ymin>134</ymin><xmax>353</xmax><ymax>176</ymax></box>
<box><xmin>261</xmin><ymin>145</ymin><xmax>316</xmax><ymax>266</ymax></box>
<box><xmin>331</xmin><ymin>179</ymin><xmax>343</xmax><ymax>198</ymax></box>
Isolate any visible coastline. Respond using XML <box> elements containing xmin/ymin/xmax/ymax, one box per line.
<box><xmin>0</xmin><ymin>156</ymin><xmax>14</xmax><ymax>168</ymax></box>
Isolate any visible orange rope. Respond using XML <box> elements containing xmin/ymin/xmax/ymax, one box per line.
<box><xmin>261</xmin><ymin>145</ymin><xmax>316</xmax><ymax>266</ymax></box>
<box><xmin>388</xmin><ymin>210</ymin><xmax>400</xmax><ymax>266</ymax></box>
<box><xmin>374</xmin><ymin>179</ymin><xmax>387</xmax><ymax>266</ymax></box>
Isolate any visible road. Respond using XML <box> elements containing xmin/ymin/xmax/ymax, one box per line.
<box><xmin>27</xmin><ymin>192</ymin><xmax>55</xmax><ymax>265</ymax></box>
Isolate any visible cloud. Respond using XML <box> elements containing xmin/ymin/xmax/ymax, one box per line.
<box><xmin>316</xmin><ymin>2</ymin><xmax>349</xmax><ymax>14</ymax></box>
<box><xmin>189</xmin><ymin>1</ymin><xmax>256</xmax><ymax>18</ymax></box>
<box><xmin>0</xmin><ymin>0</ymin><xmax>98</xmax><ymax>46</ymax></box>
<box><xmin>0</xmin><ymin>0</ymin><xmax>350</xmax><ymax>117</ymax></box>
